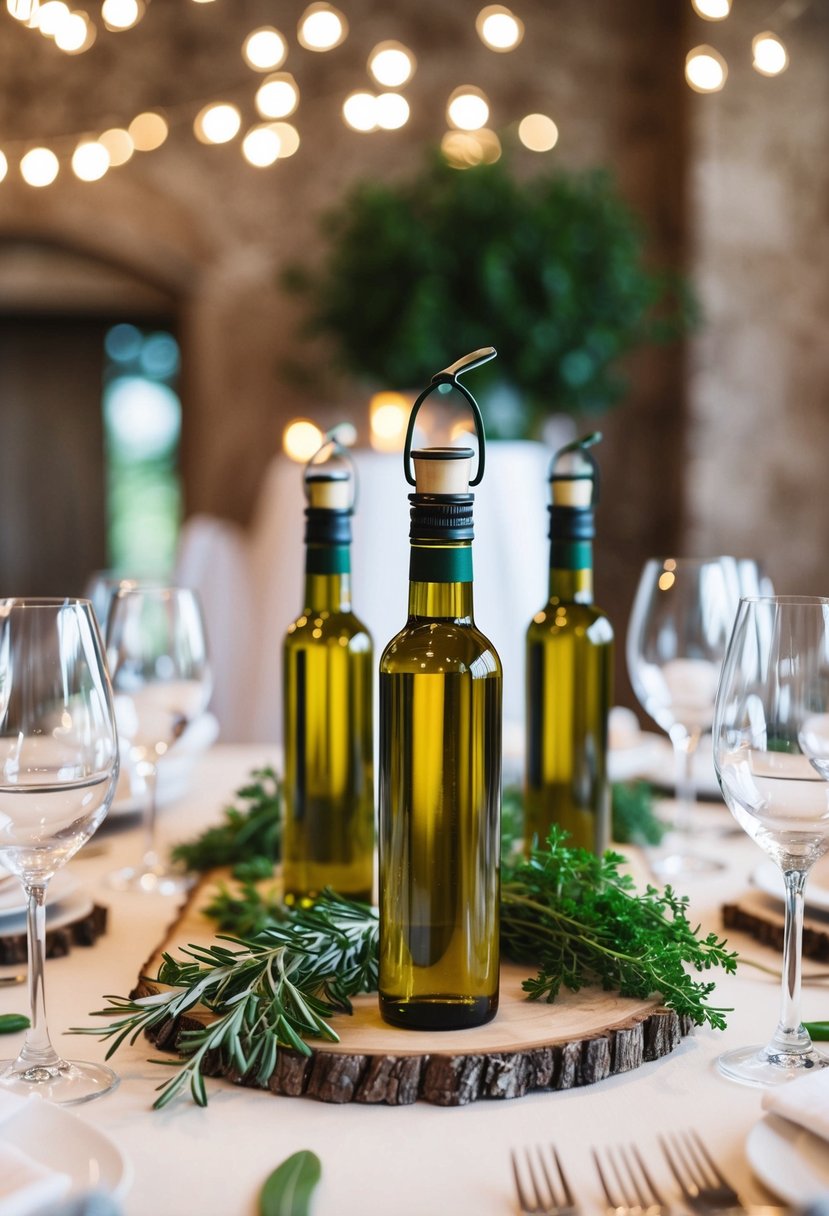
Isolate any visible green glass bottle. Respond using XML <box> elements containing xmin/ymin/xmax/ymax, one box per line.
<box><xmin>525</xmin><ymin>433</ymin><xmax>614</xmax><ymax>855</ymax></box>
<box><xmin>282</xmin><ymin>452</ymin><xmax>374</xmax><ymax>905</ymax></box>
<box><xmin>379</xmin><ymin>349</ymin><xmax>502</xmax><ymax>1030</ymax></box>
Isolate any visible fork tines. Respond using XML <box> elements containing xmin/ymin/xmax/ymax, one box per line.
<box><xmin>511</xmin><ymin>1145</ymin><xmax>578</xmax><ymax>1216</ymax></box>
<box><xmin>593</xmin><ymin>1143</ymin><xmax>667</xmax><ymax>1215</ymax></box>
<box><xmin>660</xmin><ymin>1129</ymin><xmax>742</xmax><ymax>1210</ymax></box>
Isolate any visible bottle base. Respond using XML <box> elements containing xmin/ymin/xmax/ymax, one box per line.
<box><xmin>379</xmin><ymin>993</ymin><xmax>498</xmax><ymax>1031</ymax></box>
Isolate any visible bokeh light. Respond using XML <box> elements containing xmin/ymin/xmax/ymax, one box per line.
<box><xmin>0</xmin><ymin>151</ymin><xmax>7</xmax><ymax>182</ymax></box>
<box><xmin>343</xmin><ymin>92</ymin><xmax>377</xmax><ymax>132</ymax></box>
<box><xmin>375</xmin><ymin>93</ymin><xmax>409</xmax><ymax>131</ymax></box>
<box><xmin>475</xmin><ymin>6</ymin><xmax>524</xmax><ymax>51</ymax></box>
<box><xmin>367</xmin><ymin>41</ymin><xmax>415</xmax><ymax>87</ymax></box>
<box><xmin>242</xmin><ymin>124</ymin><xmax>282</xmax><ymax>167</ymax></box>
<box><xmin>20</xmin><ymin>147</ymin><xmax>59</xmax><ymax>187</ymax></box>
<box><xmin>55</xmin><ymin>10</ymin><xmax>94</xmax><ymax>52</ymax></box>
<box><xmin>99</xmin><ymin>127</ymin><xmax>134</xmax><ymax>166</ymax></box>
<box><xmin>370</xmin><ymin>393</ymin><xmax>409</xmax><ymax>452</ymax></box>
<box><xmin>101</xmin><ymin>0</ymin><xmax>142</xmax><ymax>31</ymax></box>
<box><xmin>36</xmin><ymin>1</ymin><xmax>69</xmax><ymax>35</ymax></box>
<box><xmin>518</xmin><ymin>113</ymin><xmax>559</xmax><ymax>152</ymax></box>
<box><xmin>685</xmin><ymin>46</ymin><xmax>727</xmax><ymax>92</ymax></box>
<box><xmin>297</xmin><ymin>3</ymin><xmax>347</xmax><ymax>51</ymax></box>
<box><xmin>447</xmin><ymin>86</ymin><xmax>490</xmax><ymax>131</ymax></box>
<box><xmin>255</xmin><ymin>73</ymin><xmax>299</xmax><ymax>119</ymax></box>
<box><xmin>128</xmin><ymin>112</ymin><xmax>169</xmax><ymax>151</ymax></box>
<box><xmin>441</xmin><ymin>128</ymin><xmax>501</xmax><ymax>169</ymax></box>
<box><xmin>242</xmin><ymin>26</ymin><xmax>287</xmax><ymax>71</ymax></box>
<box><xmin>71</xmin><ymin>140</ymin><xmax>110</xmax><ymax>181</ymax></box>
<box><xmin>691</xmin><ymin>0</ymin><xmax>731</xmax><ymax>18</ymax></box>
<box><xmin>283</xmin><ymin>419</ymin><xmax>324</xmax><ymax>463</ymax></box>
<box><xmin>269</xmin><ymin>122</ymin><xmax>300</xmax><ymax>157</ymax></box>
<box><xmin>194</xmin><ymin>103</ymin><xmax>242</xmax><ymax>145</ymax></box>
<box><xmin>752</xmin><ymin>32</ymin><xmax>788</xmax><ymax>76</ymax></box>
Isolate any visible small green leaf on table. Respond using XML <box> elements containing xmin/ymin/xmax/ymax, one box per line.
<box><xmin>804</xmin><ymin>1020</ymin><xmax>829</xmax><ymax>1041</ymax></box>
<box><xmin>260</xmin><ymin>1150</ymin><xmax>321</xmax><ymax>1216</ymax></box>
<box><xmin>0</xmin><ymin>1014</ymin><xmax>30</xmax><ymax>1034</ymax></box>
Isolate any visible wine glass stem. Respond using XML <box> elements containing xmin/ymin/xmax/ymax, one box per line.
<box><xmin>140</xmin><ymin>761</ymin><xmax>160</xmax><ymax>871</ymax></box>
<box><xmin>771</xmin><ymin>868</ymin><xmax>811</xmax><ymax>1054</ymax></box>
<box><xmin>672</xmin><ymin>732</ymin><xmax>699</xmax><ymax>836</ymax></box>
<box><xmin>18</xmin><ymin>884</ymin><xmax>60</xmax><ymax>1071</ymax></box>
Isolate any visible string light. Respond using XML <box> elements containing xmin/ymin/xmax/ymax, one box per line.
<box><xmin>440</xmin><ymin>128</ymin><xmax>501</xmax><ymax>169</ymax></box>
<box><xmin>691</xmin><ymin>0</ymin><xmax>731</xmax><ymax>18</ymax></box>
<box><xmin>36</xmin><ymin>0</ymin><xmax>68</xmax><ymax>35</ymax></box>
<box><xmin>98</xmin><ymin>127</ymin><xmax>134</xmax><ymax>166</ymax></box>
<box><xmin>752</xmin><ymin>31</ymin><xmax>789</xmax><ymax>76</ymax></box>
<box><xmin>194</xmin><ymin>103</ymin><xmax>242</xmax><ymax>145</ymax></box>
<box><xmin>369</xmin><ymin>393</ymin><xmax>408</xmax><ymax>452</ymax></box>
<box><xmin>255</xmin><ymin>73</ymin><xmax>299</xmax><ymax>120</ymax></box>
<box><xmin>685</xmin><ymin>45</ymin><xmax>728</xmax><ymax>92</ymax></box>
<box><xmin>71</xmin><ymin>139</ymin><xmax>110</xmax><ymax>181</ymax></box>
<box><xmin>342</xmin><ymin>92</ymin><xmax>377</xmax><ymax>132</ymax></box>
<box><xmin>367</xmin><ymin>41</ymin><xmax>415</xmax><ymax>88</ymax></box>
<box><xmin>283</xmin><ymin>419</ymin><xmax>324</xmax><ymax>463</ymax></box>
<box><xmin>128</xmin><ymin>111</ymin><xmax>168</xmax><ymax>151</ymax></box>
<box><xmin>447</xmin><ymin>86</ymin><xmax>490</xmax><ymax>131</ymax></box>
<box><xmin>20</xmin><ymin>147</ymin><xmax>59</xmax><ymax>186</ymax></box>
<box><xmin>101</xmin><ymin>0</ymin><xmax>143</xmax><ymax>31</ymax></box>
<box><xmin>0</xmin><ymin>151</ymin><xmax>7</xmax><ymax>182</ymax></box>
<box><xmin>270</xmin><ymin>122</ymin><xmax>300</xmax><ymax>157</ymax></box>
<box><xmin>475</xmin><ymin>5</ymin><xmax>524</xmax><ymax>52</ymax></box>
<box><xmin>375</xmin><ymin>93</ymin><xmax>409</xmax><ymax>131</ymax></box>
<box><xmin>297</xmin><ymin>3</ymin><xmax>347</xmax><ymax>52</ymax></box>
<box><xmin>6</xmin><ymin>0</ymin><xmax>39</xmax><ymax>19</ymax></box>
<box><xmin>242</xmin><ymin>26</ymin><xmax>287</xmax><ymax>72</ymax></box>
<box><xmin>241</xmin><ymin>124</ymin><xmax>281</xmax><ymax>167</ymax></box>
<box><xmin>518</xmin><ymin>112</ymin><xmax>558</xmax><ymax>152</ymax></box>
<box><xmin>55</xmin><ymin>9</ymin><xmax>94</xmax><ymax>51</ymax></box>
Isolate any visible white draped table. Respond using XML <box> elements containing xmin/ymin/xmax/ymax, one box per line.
<box><xmin>0</xmin><ymin>746</ymin><xmax>821</xmax><ymax>1216</ymax></box>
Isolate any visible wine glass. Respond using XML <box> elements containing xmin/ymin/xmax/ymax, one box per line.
<box><xmin>627</xmin><ymin>557</ymin><xmax>738</xmax><ymax>876</ymax></box>
<box><xmin>0</xmin><ymin>598</ymin><xmax>120</xmax><ymax>1104</ymax></box>
<box><xmin>714</xmin><ymin>595</ymin><xmax>829</xmax><ymax>1085</ymax></box>
<box><xmin>106</xmin><ymin>586</ymin><xmax>211</xmax><ymax>895</ymax></box>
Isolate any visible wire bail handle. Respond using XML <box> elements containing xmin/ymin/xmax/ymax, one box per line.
<box><xmin>548</xmin><ymin>430</ymin><xmax>602</xmax><ymax>505</ymax></box>
<box><xmin>304</xmin><ymin>428</ymin><xmax>359</xmax><ymax>511</ymax></box>
<box><xmin>403</xmin><ymin>346</ymin><xmax>496</xmax><ymax>487</ymax></box>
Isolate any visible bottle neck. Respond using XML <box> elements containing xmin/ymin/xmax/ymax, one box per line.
<box><xmin>303</xmin><ymin>545</ymin><xmax>352</xmax><ymax>612</ymax></box>
<box><xmin>548</xmin><ymin>539</ymin><xmax>594</xmax><ymax>604</ymax></box>
<box><xmin>408</xmin><ymin>542</ymin><xmax>474</xmax><ymax>621</ymax></box>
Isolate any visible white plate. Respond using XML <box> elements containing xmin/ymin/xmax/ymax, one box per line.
<box><xmin>0</xmin><ymin>871</ymin><xmax>78</xmax><ymax>920</ymax></box>
<box><xmin>0</xmin><ymin>890</ymin><xmax>94</xmax><ymax>939</ymax></box>
<box><xmin>2</xmin><ymin>1093</ymin><xmax>131</xmax><ymax>1204</ymax></box>
<box><xmin>746</xmin><ymin>1113</ymin><xmax>829</xmax><ymax>1205</ymax></box>
<box><xmin>752</xmin><ymin>858</ymin><xmax>829</xmax><ymax>914</ymax></box>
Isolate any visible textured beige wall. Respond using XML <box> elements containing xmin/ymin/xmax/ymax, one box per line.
<box><xmin>683</xmin><ymin>0</ymin><xmax>829</xmax><ymax>595</ymax></box>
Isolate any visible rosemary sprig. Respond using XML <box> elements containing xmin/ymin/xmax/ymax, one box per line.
<box><xmin>170</xmin><ymin>766</ymin><xmax>281</xmax><ymax>873</ymax></box>
<box><xmin>73</xmin><ymin>892</ymin><xmax>378</xmax><ymax>1110</ymax></box>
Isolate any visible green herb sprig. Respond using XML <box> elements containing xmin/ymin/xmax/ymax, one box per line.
<box><xmin>74</xmin><ymin>892</ymin><xmax>378</xmax><ymax>1110</ymax></box>
<box><xmin>170</xmin><ymin>766</ymin><xmax>281</xmax><ymax>873</ymax></box>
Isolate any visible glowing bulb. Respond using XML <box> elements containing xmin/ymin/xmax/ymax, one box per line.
<box><xmin>691</xmin><ymin>0</ymin><xmax>731</xmax><ymax>18</ymax></box>
<box><xmin>685</xmin><ymin>46</ymin><xmax>727</xmax><ymax>92</ymax></box>
<box><xmin>375</xmin><ymin>93</ymin><xmax>409</xmax><ymax>131</ymax></box>
<box><xmin>55</xmin><ymin>10</ymin><xmax>93</xmax><ymax>52</ymax></box>
<box><xmin>447</xmin><ymin>86</ymin><xmax>490</xmax><ymax>131</ymax></box>
<box><xmin>367</xmin><ymin>41</ymin><xmax>415</xmax><ymax>87</ymax></box>
<box><xmin>194</xmin><ymin>103</ymin><xmax>242</xmax><ymax>145</ymax></box>
<box><xmin>101</xmin><ymin>0</ymin><xmax>141</xmax><ymax>30</ymax></box>
<box><xmin>269</xmin><ymin>122</ymin><xmax>300</xmax><ymax>157</ymax></box>
<box><xmin>518</xmin><ymin>113</ymin><xmax>558</xmax><ymax>152</ymax></box>
<box><xmin>255</xmin><ymin>73</ymin><xmax>299</xmax><ymax>119</ymax></box>
<box><xmin>242</xmin><ymin>26</ymin><xmax>287</xmax><ymax>71</ymax></box>
<box><xmin>297</xmin><ymin>3</ymin><xmax>347</xmax><ymax>51</ymax></box>
<box><xmin>71</xmin><ymin>140</ymin><xmax>110</xmax><ymax>181</ymax></box>
<box><xmin>20</xmin><ymin>147</ymin><xmax>59</xmax><ymax>187</ymax></box>
<box><xmin>0</xmin><ymin>151</ymin><xmax>7</xmax><ymax>182</ymax></box>
<box><xmin>36</xmin><ymin>1</ymin><xmax>68</xmax><ymax>35</ymax></box>
<box><xmin>242</xmin><ymin>124</ymin><xmax>281</xmax><ymax>167</ymax></box>
<box><xmin>476</xmin><ymin>5</ymin><xmax>524</xmax><ymax>51</ymax></box>
<box><xmin>343</xmin><ymin>92</ymin><xmax>377</xmax><ymax>132</ymax></box>
<box><xmin>128</xmin><ymin>111</ymin><xmax>168</xmax><ymax>151</ymax></box>
<box><xmin>98</xmin><ymin>127</ymin><xmax>134</xmax><ymax>166</ymax></box>
<box><xmin>441</xmin><ymin>128</ymin><xmax>501</xmax><ymax>169</ymax></box>
<box><xmin>370</xmin><ymin>393</ymin><xmax>408</xmax><ymax>452</ymax></box>
<box><xmin>752</xmin><ymin>32</ymin><xmax>788</xmax><ymax>76</ymax></box>
<box><xmin>283</xmin><ymin>419</ymin><xmax>324</xmax><ymax>463</ymax></box>
<box><xmin>6</xmin><ymin>0</ymin><xmax>40</xmax><ymax>20</ymax></box>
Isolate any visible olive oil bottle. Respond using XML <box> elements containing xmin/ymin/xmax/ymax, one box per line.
<box><xmin>525</xmin><ymin>433</ymin><xmax>614</xmax><ymax>854</ymax></box>
<box><xmin>282</xmin><ymin>449</ymin><xmax>374</xmax><ymax>905</ymax></box>
<box><xmin>379</xmin><ymin>349</ymin><xmax>502</xmax><ymax>1030</ymax></box>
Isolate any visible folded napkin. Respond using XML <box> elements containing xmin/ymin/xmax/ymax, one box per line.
<box><xmin>0</xmin><ymin>1141</ymin><xmax>71</xmax><ymax>1216</ymax></box>
<box><xmin>761</xmin><ymin>1065</ymin><xmax>829</xmax><ymax>1140</ymax></box>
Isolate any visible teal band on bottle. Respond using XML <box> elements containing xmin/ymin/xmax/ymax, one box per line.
<box><xmin>410</xmin><ymin>545</ymin><xmax>473</xmax><ymax>584</ymax></box>
<box><xmin>550</xmin><ymin>540</ymin><xmax>593</xmax><ymax>571</ymax></box>
<box><xmin>306</xmin><ymin>545</ymin><xmax>351</xmax><ymax>575</ymax></box>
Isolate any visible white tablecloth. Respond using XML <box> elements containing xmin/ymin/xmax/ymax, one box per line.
<box><xmin>0</xmin><ymin>746</ymin><xmax>822</xmax><ymax>1216</ymax></box>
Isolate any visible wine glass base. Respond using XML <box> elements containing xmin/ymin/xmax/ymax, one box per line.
<box><xmin>651</xmin><ymin>850</ymin><xmax>725</xmax><ymax>878</ymax></box>
<box><xmin>0</xmin><ymin>1057</ymin><xmax>119</xmax><ymax>1105</ymax></box>
<box><xmin>717</xmin><ymin>1042</ymin><xmax>829</xmax><ymax>1087</ymax></box>
<box><xmin>107</xmin><ymin>864</ymin><xmax>194</xmax><ymax>896</ymax></box>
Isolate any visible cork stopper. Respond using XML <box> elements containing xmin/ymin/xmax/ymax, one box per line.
<box><xmin>306</xmin><ymin>469</ymin><xmax>351</xmax><ymax>510</ymax></box>
<box><xmin>549</xmin><ymin>432</ymin><xmax>601</xmax><ymax>508</ymax></box>
<box><xmin>411</xmin><ymin>447</ymin><xmax>474</xmax><ymax>496</ymax></box>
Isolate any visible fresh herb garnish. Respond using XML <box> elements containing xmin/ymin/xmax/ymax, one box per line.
<box><xmin>0</xmin><ymin>1013</ymin><xmax>30</xmax><ymax>1034</ymax></box>
<box><xmin>260</xmin><ymin>1150</ymin><xmax>321</xmax><ymax>1216</ymax></box>
<box><xmin>74</xmin><ymin>892</ymin><xmax>378</xmax><ymax>1110</ymax></box>
<box><xmin>804</xmin><ymin>1020</ymin><xmax>829</xmax><ymax>1040</ymax></box>
<box><xmin>170</xmin><ymin>766</ymin><xmax>281</xmax><ymax>872</ymax></box>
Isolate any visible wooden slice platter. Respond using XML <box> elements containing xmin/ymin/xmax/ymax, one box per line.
<box><xmin>134</xmin><ymin>873</ymin><xmax>693</xmax><ymax>1106</ymax></box>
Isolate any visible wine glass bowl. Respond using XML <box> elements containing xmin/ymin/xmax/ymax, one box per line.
<box><xmin>106</xmin><ymin>586</ymin><xmax>211</xmax><ymax>895</ymax></box>
<box><xmin>0</xmin><ymin>597</ymin><xmax>120</xmax><ymax>1104</ymax></box>
<box><xmin>627</xmin><ymin>557</ymin><xmax>737</xmax><ymax>875</ymax></box>
<box><xmin>714</xmin><ymin>594</ymin><xmax>829</xmax><ymax>1085</ymax></box>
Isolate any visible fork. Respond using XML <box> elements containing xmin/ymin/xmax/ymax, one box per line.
<box><xmin>511</xmin><ymin>1145</ymin><xmax>578</xmax><ymax>1216</ymax></box>
<box><xmin>593</xmin><ymin>1143</ymin><xmax>668</xmax><ymax>1216</ymax></box>
<box><xmin>660</xmin><ymin>1130</ymin><xmax>744</xmax><ymax>1212</ymax></box>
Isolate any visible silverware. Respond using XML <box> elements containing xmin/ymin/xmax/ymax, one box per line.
<box><xmin>661</xmin><ymin>1130</ymin><xmax>745</xmax><ymax>1213</ymax></box>
<box><xmin>593</xmin><ymin>1143</ymin><xmax>668</xmax><ymax>1216</ymax></box>
<box><xmin>511</xmin><ymin>1146</ymin><xmax>579</xmax><ymax>1216</ymax></box>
